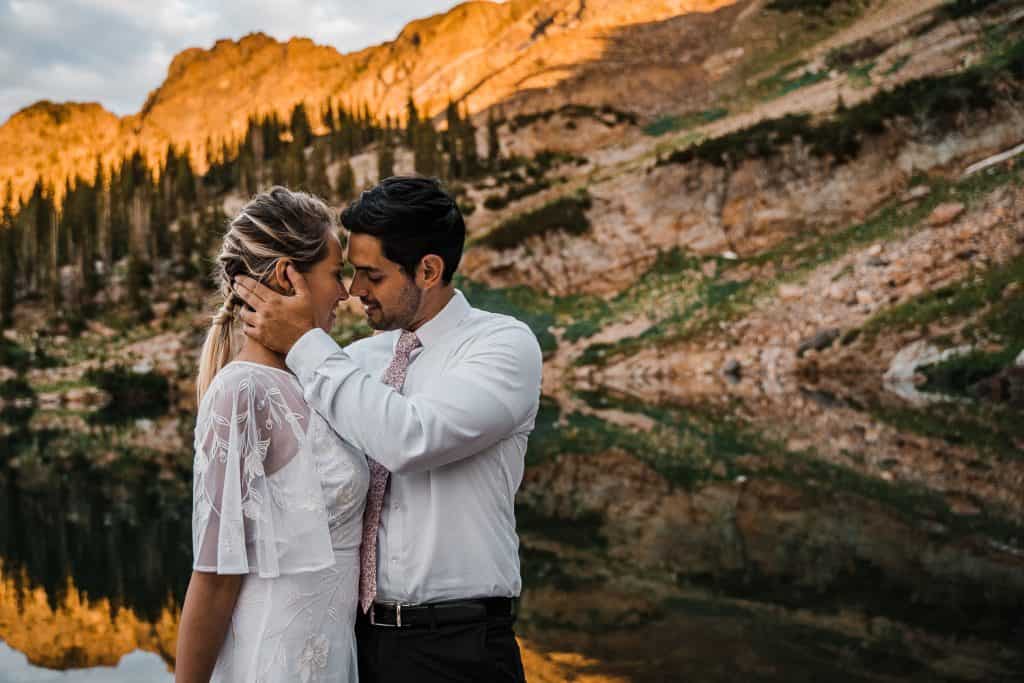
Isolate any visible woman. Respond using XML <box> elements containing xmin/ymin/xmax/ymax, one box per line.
<box><xmin>175</xmin><ymin>187</ymin><xmax>368</xmax><ymax>682</ymax></box>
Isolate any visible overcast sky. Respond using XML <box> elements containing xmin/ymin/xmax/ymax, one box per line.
<box><xmin>0</xmin><ymin>0</ymin><xmax>481</xmax><ymax>125</ymax></box>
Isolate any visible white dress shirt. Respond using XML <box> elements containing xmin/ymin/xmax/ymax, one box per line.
<box><xmin>286</xmin><ymin>289</ymin><xmax>543</xmax><ymax>604</ymax></box>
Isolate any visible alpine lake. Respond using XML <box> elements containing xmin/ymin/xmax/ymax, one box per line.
<box><xmin>1</xmin><ymin>327</ymin><xmax>1022</xmax><ymax>683</ymax></box>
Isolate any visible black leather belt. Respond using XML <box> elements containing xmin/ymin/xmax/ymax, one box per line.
<box><xmin>366</xmin><ymin>597</ymin><xmax>516</xmax><ymax>628</ymax></box>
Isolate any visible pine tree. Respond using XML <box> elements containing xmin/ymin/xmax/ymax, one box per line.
<box><xmin>309</xmin><ymin>141</ymin><xmax>332</xmax><ymax>199</ymax></box>
<box><xmin>377</xmin><ymin>140</ymin><xmax>395</xmax><ymax>181</ymax></box>
<box><xmin>405</xmin><ymin>95</ymin><xmax>419</xmax><ymax>147</ymax></box>
<box><xmin>444</xmin><ymin>101</ymin><xmax>462</xmax><ymax>179</ymax></box>
<box><xmin>460</xmin><ymin>103</ymin><xmax>479</xmax><ymax>178</ymax></box>
<box><xmin>327</xmin><ymin>100</ymin><xmax>339</xmax><ymax>133</ymax></box>
<box><xmin>177</xmin><ymin>211</ymin><xmax>196</xmax><ymax>278</ymax></box>
<box><xmin>79</xmin><ymin>173</ymin><xmax>100</xmax><ymax>304</ymax></box>
<box><xmin>414</xmin><ymin>119</ymin><xmax>439</xmax><ymax>178</ymax></box>
<box><xmin>336</xmin><ymin>159</ymin><xmax>356</xmax><ymax>199</ymax></box>
<box><xmin>0</xmin><ymin>182</ymin><xmax>15</xmax><ymax>325</ymax></box>
<box><xmin>94</xmin><ymin>158</ymin><xmax>112</xmax><ymax>274</ymax></box>
<box><xmin>45</xmin><ymin>183</ymin><xmax>60</xmax><ymax>310</ymax></box>
<box><xmin>174</xmin><ymin>146</ymin><xmax>197</xmax><ymax>205</ymax></box>
<box><xmin>290</xmin><ymin>102</ymin><xmax>313</xmax><ymax>149</ymax></box>
<box><xmin>284</xmin><ymin>142</ymin><xmax>307</xmax><ymax>188</ymax></box>
<box><xmin>487</xmin><ymin>107</ymin><xmax>501</xmax><ymax>168</ymax></box>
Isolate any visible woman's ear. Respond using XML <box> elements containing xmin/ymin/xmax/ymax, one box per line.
<box><xmin>273</xmin><ymin>259</ymin><xmax>295</xmax><ymax>295</ymax></box>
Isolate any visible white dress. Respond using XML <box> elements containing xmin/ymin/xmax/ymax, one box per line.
<box><xmin>191</xmin><ymin>361</ymin><xmax>369</xmax><ymax>683</ymax></box>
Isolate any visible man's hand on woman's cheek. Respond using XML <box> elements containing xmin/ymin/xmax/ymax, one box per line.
<box><xmin>233</xmin><ymin>267</ymin><xmax>317</xmax><ymax>354</ymax></box>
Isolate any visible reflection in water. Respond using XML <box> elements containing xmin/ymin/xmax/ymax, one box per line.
<box><xmin>0</xmin><ymin>567</ymin><xmax>176</xmax><ymax>674</ymax></box>
<box><xmin>0</xmin><ymin>414</ymin><xmax>192</xmax><ymax>624</ymax></box>
<box><xmin>0</xmin><ymin>642</ymin><xmax>172</xmax><ymax>682</ymax></box>
<box><xmin>2</xmin><ymin>392</ymin><xmax>1023</xmax><ymax>682</ymax></box>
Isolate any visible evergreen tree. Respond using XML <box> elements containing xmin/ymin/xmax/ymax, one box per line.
<box><xmin>486</xmin><ymin>107</ymin><xmax>501</xmax><ymax>168</ymax></box>
<box><xmin>125</xmin><ymin>253</ymin><xmax>152</xmax><ymax>321</ymax></box>
<box><xmin>444</xmin><ymin>101</ymin><xmax>461</xmax><ymax>179</ymax></box>
<box><xmin>0</xmin><ymin>182</ymin><xmax>16</xmax><ymax>325</ymax></box>
<box><xmin>460</xmin><ymin>103</ymin><xmax>479</xmax><ymax>178</ymax></box>
<box><xmin>405</xmin><ymin>95</ymin><xmax>419</xmax><ymax>147</ymax></box>
<box><xmin>336</xmin><ymin>159</ymin><xmax>355</xmax><ymax>199</ymax></box>
<box><xmin>173</xmin><ymin>145</ymin><xmax>197</xmax><ymax>205</ymax></box>
<box><xmin>290</xmin><ymin>102</ymin><xmax>313</xmax><ymax>149</ymax></box>
<box><xmin>377</xmin><ymin>140</ymin><xmax>395</xmax><ymax>181</ymax></box>
<box><xmin>93</xmin><ymin>158</ymin><xmax>112</xmax><ymax>273</ymax></box>
<box><xmin>20</xmin><ymin>181</ymin><xmax>55</xmax><ymax>297</ymax></box>
<box><xmin>309</xmin><ymin>141</ymin><xmax>332</xmax><ymax>199</ymax></box>
<box><xmin>79</xmin><ymin>173</ymin><xmax>100</xmax><ymax>304</ymax></box>
<box><xmin>45</xmin><ymin>183</ymin><xmax>60</xmax><ymax>310</ymax></box>
<box><xmin>177</xmin><ymin>211</ymin><xmax>196</xmax><ymax>278</ymax></box>
<box><xmin>324</xmin><ymin>100</ymin><xmax>337</xmax><ymax>133</ymax></box>
<box><xmin>284</xmin><ymin>142</ymin><xmax>307</xmax><ymax>188</ymax></box>
<box><xmin>414</xmin><ymin>119</ymin><xmax>439</xmax><ymax>177</ymax></box>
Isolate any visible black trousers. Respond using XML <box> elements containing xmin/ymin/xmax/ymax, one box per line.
<box><xmin>356</xmin><ymin>609</ymin><xmax>527</xmax><ymax>683</ymax></box>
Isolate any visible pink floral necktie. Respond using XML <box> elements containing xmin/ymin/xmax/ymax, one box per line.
<box><xmin>359</xmin><ymin>329</ymin><xmax>421</xmax><ymax>613</ymax></box>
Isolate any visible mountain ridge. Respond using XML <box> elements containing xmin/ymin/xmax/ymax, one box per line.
<box><xmin>0</xmin><ymin>0</ymin><xmax>735</xmax><ymax>201</ymax></box>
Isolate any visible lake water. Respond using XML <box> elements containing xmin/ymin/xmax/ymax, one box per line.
<box><xmin>1</xmin><ymin>380</ymin><xmax>1022</xmax><ymax>682</ymax></box>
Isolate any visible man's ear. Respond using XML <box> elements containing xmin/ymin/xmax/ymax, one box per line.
<box><xmin>272</xmin><ymin>259</ymin><xmax>295</xmax><ymax>295</ymax></box>
<box><xmin>419</xmin><ymin>255</ymin><xmax>445</xmax><ymax>289</ymax></box>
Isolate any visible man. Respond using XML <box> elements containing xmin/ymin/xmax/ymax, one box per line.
<box><xmin>233</xmin><ymin>176</ymin><xmax>542</xmax><ymax>682</ymax></box>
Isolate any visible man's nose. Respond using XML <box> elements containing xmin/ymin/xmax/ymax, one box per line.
<box><xmin>349</xmin><ymin>275</ymin><xmax>367</xmax><ymax>297</ymax></box>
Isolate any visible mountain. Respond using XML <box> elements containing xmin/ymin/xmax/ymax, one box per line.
<box><xmin>4</xmin><ymin>1</ymin><xmax>1024</xmax><ymax>679</ymax></box>
<box><xmin>0</xmin><ymin>0</ymin><xmax>734</xmax><ymax>201</ymax></box>
<box><xmin>0</xmin><ymin>101</ymin><xmax>120</xmax><ymax>195</ymax></box>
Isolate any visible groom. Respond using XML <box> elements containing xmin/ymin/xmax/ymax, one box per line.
<box><xmin>233</xmin><ymin>176</ymin><xmax>542</xmax><ymax>682</ymax></box>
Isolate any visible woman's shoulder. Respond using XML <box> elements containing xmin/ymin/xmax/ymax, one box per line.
<box><xmin>200</xmin><ymin>361</ymin><xmax>304</xmax><ymax>417</ymax></box>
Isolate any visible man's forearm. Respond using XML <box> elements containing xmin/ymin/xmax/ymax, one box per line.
<box><xmin>286</xmin><ymin>328</ymin><xmax>541</xmax><ymax>474</ymax></box>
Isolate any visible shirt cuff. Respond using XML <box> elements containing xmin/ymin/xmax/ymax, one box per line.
<box><xmin>286</xmin><ymin>328</ymin><xmax>341</xmax><ymax>385</ymax></box>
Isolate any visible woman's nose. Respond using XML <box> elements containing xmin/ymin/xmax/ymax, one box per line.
<box><xmin>338</xmin><ymin>282</ymin><xmax>350</xmax><ymax>302</ymax></box>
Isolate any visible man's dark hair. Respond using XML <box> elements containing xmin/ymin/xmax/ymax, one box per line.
<box><xmin>340</xmin><ymin>176</ymin><xmax>465</xmax><ymax>284</ymax></box>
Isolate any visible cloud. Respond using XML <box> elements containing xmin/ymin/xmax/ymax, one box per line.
<box><xmin>0</xmin><ymin>0</ymin><xmax>479</xmax><ymax>123</ymax></box>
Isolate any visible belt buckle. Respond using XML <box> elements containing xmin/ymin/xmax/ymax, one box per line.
<box><xmin>371</xmin><ymin>601</ymin><xmax>402</xmax><ymax>628</ymax></box>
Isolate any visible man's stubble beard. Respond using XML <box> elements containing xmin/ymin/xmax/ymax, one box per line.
<box><xmin>368</xmin><ymin>277</ymin><xmax>422</xmax><ymax>331</ymax></box>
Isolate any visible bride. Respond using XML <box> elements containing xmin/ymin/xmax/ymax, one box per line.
<box><xmin>175</xmin><ymin>187</ymin><xmax>368</xmax><ymax>682</ymax></box>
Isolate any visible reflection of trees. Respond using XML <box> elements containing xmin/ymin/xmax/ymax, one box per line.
<box><xmin>0</xmin><ymin>421</ymin><xmax>192</xmax><ymax>621</ymax></box>
<box><xmin>519</xmin><ymin>396</ymin><xmax>1024</xmax><ymax>653</ymax></box>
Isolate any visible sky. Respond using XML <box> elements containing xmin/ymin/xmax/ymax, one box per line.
<box><xmin>0</xmin><ymin>0</ymin><xmax>482</xmax><ymax>125</ymax></box>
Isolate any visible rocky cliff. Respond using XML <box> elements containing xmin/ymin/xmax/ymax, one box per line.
<box><xmin>0</xmin><ymin>0</ymin><xmax>736</xmax><ymax>201</ymax></box>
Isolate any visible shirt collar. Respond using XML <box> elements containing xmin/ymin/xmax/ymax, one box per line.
<box><xmin>398</xmin><ymin>289</ymin><xmax>471</xmax><ymax>350</ymax></box>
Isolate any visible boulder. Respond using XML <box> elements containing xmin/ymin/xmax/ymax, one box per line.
<box><xmin>902</xmin><ymin>185</ymin><xmax>931</xmax><ymax>202</ymax></box>
<box><xmin>778</xmin><ymin>284</ymin><xmax>805</xmax><ymax>301</ymax></box>
<box><xmin>63</xmin><ymin>386</ymin><xmax>112</xmax><ymax>410</ymax></box>
<box><xmin>927</xmin><ymin>202</ymin><xmax>965</xmax><ymax>226</ymax></box>
<box><xmin>796</xmin><ymin>328</ymin><xmax>840</xmax><ymax>358</ymax></box>
<box><xmin>969</xmin><ymin>366</ymin><xmax>1024</xmax><ymax>406</ymax></box>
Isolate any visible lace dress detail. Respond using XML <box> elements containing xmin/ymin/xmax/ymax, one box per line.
<box><xmin>192</xmin><ymin>361</ymin><xmax>369</xmax><ymax>682</ymax></box>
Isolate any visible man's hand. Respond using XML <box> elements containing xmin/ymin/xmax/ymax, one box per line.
<box><xmin>233</xmin><ymin>265</ymin><xmax>318</xmax><ymax>354</ymax></box>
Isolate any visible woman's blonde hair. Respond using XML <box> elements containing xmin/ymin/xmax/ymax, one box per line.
<box><xmin>196</xmin><ymin>186</ymin><xmax>336</xmax><ymax>403</ymax></box>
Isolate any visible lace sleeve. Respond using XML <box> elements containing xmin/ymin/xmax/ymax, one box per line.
<box><xmin>191</xmin><ymin>366</ymin><xmax>334</xmax><ymax>577</ymax></box>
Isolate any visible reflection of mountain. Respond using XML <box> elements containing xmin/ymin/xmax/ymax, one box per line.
<box><xmin>3</xmin><ymin>386</ymin><xmax>1024</xmax><ymax>680</ymax></box>
<box><xmin>0</xmin><ymin>565</ymin><xmax>178</xmax><ymax>670</ymax></box>
<box><xmin>0</xmin><ymin>418</ymin><xmax>193</xmax><ymax>622</ymax></box>
<box><xmin>514</xmin><ymin>397</ymin><xmax>1024</xmax><ymax>681</ymax></box>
